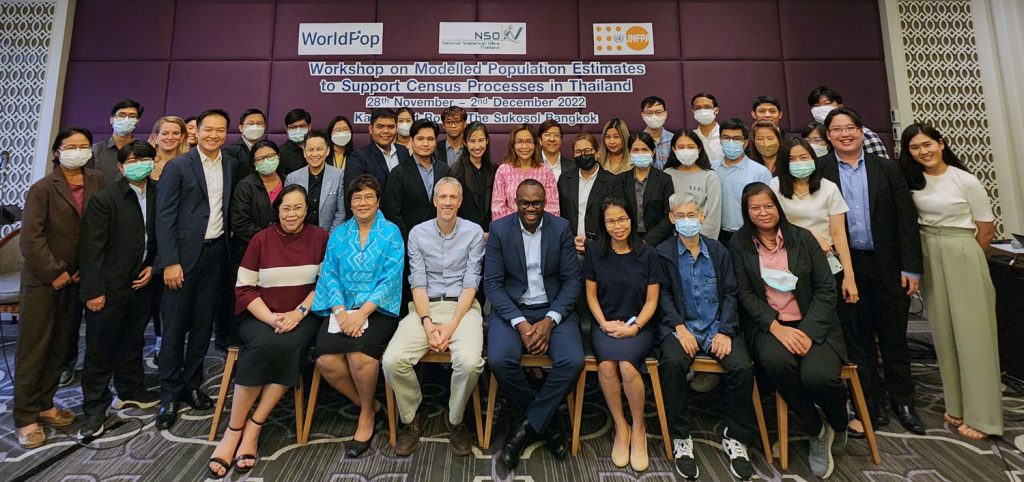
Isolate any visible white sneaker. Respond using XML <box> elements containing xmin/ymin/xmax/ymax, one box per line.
<box><xmin>672</xmin><ymin>437</ymin><xmax>699</xmax><ymax>479</ymax></box>
<box><xmin>722</xmin><ymin>428</ymin><xmax>753</xmax><ymax>480</ymax></box>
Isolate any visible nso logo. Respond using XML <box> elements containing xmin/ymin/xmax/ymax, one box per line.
<box><xmin>474</xmin><ymin>25</ymin><xmax>524</xmax><ymax>43</ymax></box>
<box><xmin>298</xmin><ymin>23</ymin><xmax>383</xmax><ymax>55</ymax></box>
<box><xmin>439</xmin><ymin>22</ymin><xmax>527</xmax><ymax>55</ymax></box>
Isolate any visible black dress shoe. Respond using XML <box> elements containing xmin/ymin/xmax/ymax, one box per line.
<box><xmin>543</xmin><ymin>419</ymin><xmax>569</xmax><ymax>460</ymax></box>
<box><xmin>892</xmin><ymin>403</ymin><xmax>926</xmax><ymax>435</ymax></box>
<box><xmin>868</xmin><ymin>403</ymin><xmax>889</xmax><ymax>427</ymax></box>
<box><xmin>495</xmin><ymin>419</ymin><xmax>540</xmax><ymax>479</ymax></box>
<box><xmin>155</xmin><ymin>402</ymin><xmax>179</xmax><ymax>430</ymax></box>
<box><xmin>183</xmin><ymin>389</ymin><xmax>214</xmax><ymax>411</ymax></box>
<box><xmin>346</xmin><ymin>437</ymin><xmax>372</xmax><ymax>458</ymax></box>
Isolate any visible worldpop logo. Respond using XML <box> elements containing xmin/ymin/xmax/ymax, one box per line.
<box><xmin>298</xmin><ymin>23</ymin><xmax>384</xmax><ymax>55</ymax></box>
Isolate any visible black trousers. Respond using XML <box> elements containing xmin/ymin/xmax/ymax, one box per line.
<box><xmin>63</xmin><ymin>296</ymin><xmax>85</xmax><ymax>371</ymax></box>
<box><xmin>850</xmin><ymin>250</ymin><xmax>914</xmax><ymax>407</ymax></box>
<box><xmin>659</xmin><ymin>333</ymin><xmax>757</xmax><ymax>445</ymax></box>
<box><xmin>81</xmin><ymin>284</ymin><xmax>153</xmax><ymax>416</ymax></box>
<box><xmin>158</xmin><ymin>238</ymin><xmax>228</xmax><ymax>404</ymax></box>
<box><xmin>753</xmin><ymin>330</ymin><xmax>847</xmax><ymax>435</ymax></box>
<box><xmin>13</xmin><ymin>284</ymin><xmax>79</xmax><ymax>427</ymax></box>
<box><xmin>719</xmin><ymin>230</ymin><xmax>735</xmax><ymax>248</ymax></box>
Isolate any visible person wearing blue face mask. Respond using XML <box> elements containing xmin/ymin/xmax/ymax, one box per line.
<box><xmin>610</xmin><ymin>131</ymin><xmax>675</xmax><ymax>247</ymax></box>
<box><xmin>278</xmin><ymin>108</ymin><xmax>312</xmax><ymax>176</ymax></box>
<box><xmin>712</xmin><ymin>118</ymin><xmax>772</xmax><ymax>247</ymax></box>
<box><xmin>655</xmin><ymin>193</ymin><xmax>755</xmax><ymax>481</ymax></box>
<box><xmin>89</xmin><ymin>99</ymin><xmax>143</xmax><ymax>186</ymax></box>
<box><xmin>730</xmin><ymin>182</ymin><xmax>848</xmax><ymax>479</ymax></box>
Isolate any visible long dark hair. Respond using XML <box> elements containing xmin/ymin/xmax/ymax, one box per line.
<box><xmin>450</xmin><ymin>121</ymin><xmax>494</xmax><ymax>194</ymax></box>
<box><xmin>775</xmin><ymin>137</ymin><xmax>824</xmax><ymax>199</ymax></box>
<box><xmin>663</xmin><ymin>129</ymin><xmax>712</xmax><ymax>170</ymax></box>
<box><xmin>898</xmin><ymin>123</ymin><xmax>970</xmax><ymax>190</ymax></box>
<box><xmin>595</xmin><ymin>196</ymin><xmax>643</xmax><ymax>258</ymax></box>
<box><xmin>736</xmin><ymin>182</ymin><xmax>791</xmax><ymax>247</ymax></box>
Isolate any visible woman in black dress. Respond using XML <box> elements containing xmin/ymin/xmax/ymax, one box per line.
<box><xmin>449</xmin><ymin>121</ymin><xmax>495</xmax><ymax>233</ymax></box>
<box><xmin>582</xmin><ymin>197</ymin><xmax>661</xmax><ymax>472</ymax></box>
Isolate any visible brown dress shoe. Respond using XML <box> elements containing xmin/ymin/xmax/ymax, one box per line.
<box><xmin>394</xmin><ymin>413</ymin><xmax>422</xmax><ymax>456</ymax></box>
<box><xmin>17</xmin><ymin>426</ymin><xmax>45</xmax><ymax>449</ymax></box>
<box><xmin>448</xmin><ymin>418</ymin><xmax>473</xmax><ymax>456</ymax></box>
<box><xmin>39</xmin><ymin>408</ymin><xmax>76</xmax><ymax>427</ymax></box>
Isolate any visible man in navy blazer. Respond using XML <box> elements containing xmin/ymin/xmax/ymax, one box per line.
<box><xmin>484</xmin><ymin>179</ymin><xmax>584</xmax><ymax>479</ymax></box>
<box><xmin>343</xmin><ymin>108</ymin><xmax>411</xmax><ymax>213</ymax></box>
<box><xmin>154</xmin><ymin>109</ymin><xmax>238</xmax><ymax>430</ymax></box>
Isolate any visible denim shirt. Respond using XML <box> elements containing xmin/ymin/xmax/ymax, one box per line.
<box><xmin>678</xmin><ymin>238</ymin><xmax>720</xmax><ymax>351</ymax></box>
<box><xmin>836</xmin><ymin>151</ymin><xmax>874</xmax><ymax>250</ymax></box>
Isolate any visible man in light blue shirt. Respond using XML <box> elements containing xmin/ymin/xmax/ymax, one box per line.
<box><xmin>712</xmin><ymin>118</ymin><xmax>772</xmax><ymax>246</ymax></box>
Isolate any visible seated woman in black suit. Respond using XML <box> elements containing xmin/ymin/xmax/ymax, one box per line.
<box><xmin>582</xmin><ymin>197</ymin><xmax>661</xmax><ymax>472</ymax></box>
<box><xmin>729</xmin><ymin>182</ymin><xmax>848</xmax><ymax>479</ymax></box>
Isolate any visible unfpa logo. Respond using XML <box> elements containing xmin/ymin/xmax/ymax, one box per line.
<box><xmin>593</xmin><ymin>23</ymin><xmax>654</xmax><ymax>55</ymax></box>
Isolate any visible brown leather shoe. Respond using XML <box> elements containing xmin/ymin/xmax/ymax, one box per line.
<box><xmin>38</xmin><ymin>408</ymin><xmax>76</xmax><ymax>427</ymax></box>
<box><xmin>394</xmin><ymin>413</ymin><xmax>422</xmax><ymax>456</ymax></box>
<box><xmin>17</xmin><ymin>425</ymin><xmax>45</xmax><ymax>449</ymax></box>
<box><xmin>448</xmin><ymin>417</ymin><xmax>473</xmax><ymax>456</ymax></box>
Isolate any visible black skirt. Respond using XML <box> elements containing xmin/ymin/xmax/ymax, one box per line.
<box><xmin>591</xmin><ymin>323</ymin><xmax>655</xmax><ymax>370</ymax></box>
<box><xmin>314</xmin><ymin>310</ymin><xmax>398</xmax><ymax>359</ymax></box>
<box><xmin>236</xmin><ymin>313</ymin><xmax>320</xmax><ymax>387</ymax></box>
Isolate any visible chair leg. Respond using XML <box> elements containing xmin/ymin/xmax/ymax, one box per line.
<box><xmin>385</xmin><ymin>381</ymin><xmax>398</xmax><ymax>447</ymax></box>
<box><xmin>483</xmin><ymin>373</ymin><xmax>498</xmax><ymax>449</ymax></box>
<box><xmin>776</xmin><ymin>392</ymin><xmax>788</xmax><ymax>470</ymax></box>
<box><xmin>301</xmin><ymin>366</ymin><xmax>322</xmax><ymax>446</ymax></box>
<box><xmin>472</xmin><ymin>382</ymin><xmax>484</xmax><ymax>447</ymax></box>
<box><xmin>294</xmin><ymin>378</ymin><xmax>305</xmax><ymax>445</ymax></box>
<box><xmin>751</xmin><ymin>380</ymin><xmax>773</xmax><ymax>464</ymax></box>
<box><xmin>209</xmin><ymin>348</ymin><xmax>238</xmax><ymax>442</ymax></box>
<box><xmin>647</xmin><ymin>363</ymin><xmax>673</xmax><ymax>461</ymax></box>
<box><xmin>848</xmin><ymin>370</ymin><xmax>881</xmax><ymax>465</ymax></box>
<box><xmin>570</xmin><ymin>371</ymin><xmax>586</xmax><ymax>456</ymax></box>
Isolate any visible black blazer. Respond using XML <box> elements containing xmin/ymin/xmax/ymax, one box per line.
<box><xmin>224</xmin><ymin>138</ymin><xmax>254</xmax><ymax>180</ymax></box>
<box><xmin>155</xmin><ymin>149</ymin><xmax>238</xmax><ymax>272</ymax></box>
<box><xmin>816</xmin><ymin>151</ymin><xmax>923</xmax><ymax>295</ymax></box>
<box><xmin>78</xmin><ymin>177</ymin><xmax>157</xmax><ymax>305</ymax></box>
<box><xmin>729</xmin><ymin>222</ymin><xmax>846</xmax><ymax>357</ymax></box>
<box><xmin>557</xmin><ymin>166</ymin><xmax>615</xmax><ymax>239</ymax></box>
<box><xmin>434</xmin><ymin>138</ymin><xmax>464</xmax><ymax>166</ymax></box>
<box><xmin>278</xmin><ymin>140</ymin><xmax>307</xmax><ymax>176</ymax></box>
<box><xmin>450</xmin><ymin>159</ymin><xmax>495</xmax><ymax>232</ymax></box>
<box><xmin>611</xmin><ymin>168</ymin><xmax>675</xmax><ymax>246</ymax></box>
<box><xmin>230</xmin><ymin>173</ymin><xmax>278</xmax><ymax>262</ymax></box>
<box><xmin>345</xmin><ymin>142</ymin><xmax>413</xmax><ymax>203</ymax></box>
<box><xmin>655</xmin><ymin>234</ymin><xmax>739</xmax><ymax>343</ymax></box>
<box><xmin>381</xmin><ymin>156</ymin><xmax>450</xmax><ymax>239</ymax></box>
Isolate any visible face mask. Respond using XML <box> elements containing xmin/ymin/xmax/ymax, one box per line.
<box><xmin>675</xmin><ymin>218</ymin><xmax>701</xmax><ymax>238</ymax></box>
<box><xmin>721</xmin><ymin>140</ymin><xmax>745</xmax><ymax>160</ymax></box>
<box><xmin>693</xmin><ymin>108</ymin><xmax>716</xmax><ymax>126</ymax></box>
<box><xmin>242</xmin><ymin>125</ymin><xmax>265</xmax><ymax>141</ymax></box>
<box><xmin>756</xmin><ymin>141</ymin><xmax>780</xmax><ymax>157</ymax></box>
<box><xmin>811</xmin><ymin>143</ymin><xmax>829</xmax><ymax>158</ymax></box>
<box><xmin>642</xmin><ymin>114</ymin><xmax>666</xmax><ymax>130</ymax></box>
<box><xmin>811</xmin><ymin>105</ymin><xmax>836</xmax><ymax>124</ymax></box>
<box><xmin>331</xmin><ymin>131</ymin><xmax>352</xmax><ymax>147</ymax></box>
<box><xmin>112</xmin><ymin>117</ymin><xmax>138</xmax><ymax>136</ymax></box>
<box><xmin>396</xmin><ymin>122</ymin><xmax>412</xmax><ymax>137</ymax></box>
<box><xmin>761</xmin><ymin>266</ymin><xmax>799</xmax><ymax>292</ymax></box>
<box><xmin>573</xmin><ymin>154</ymin><xmax>597</xmax><ymax>171</ymax></box>
<box><xmin>287</xmin><ymin>127</ymin><xmax>308</xmax><ymax>143</ymax></box>
<box><xmin>255</xmin><ymin>155</ymin><xmax>280</xmax><ymax>175</ymax></box>
<box><xmin>788</xmin><ymin>160</ymin><xmax>816</xmax><ymax>179</ymax></box>
<box><xmin>123</xmin><ymin>160</ymin><xmax>153</xmax><ymax>181</ymax></box>
<box><xmin>674</xmin><ymin>148</ymin><xmax>700</xmax><ymax>167</ymax></box>
<box><xmin>59</xmin><ymin>148</ymin><xmax>91</xmax><ymax>168</ymax></box>
<box><xmin>631</xmin><ymin>153</ymin><xmax>653</xmax><ymax>168</ymax></box>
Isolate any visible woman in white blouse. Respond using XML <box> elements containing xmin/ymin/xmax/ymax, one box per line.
<box><xmin>900</xmin><ymin>123</ymin><xmax>1000</xmax><ymax>441</ymax></box>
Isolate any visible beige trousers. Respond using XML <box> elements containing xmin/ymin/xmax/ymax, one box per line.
<box><xmin>382</xmin><ymin>300</ymin><xmax>484</xmax><ymax>425</ymax></box>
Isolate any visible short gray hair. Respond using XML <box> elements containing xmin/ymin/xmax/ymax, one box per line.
<box><xmin>669</xmin><ymin>192</ymin><xmax>701</xmax><ymax>212</ymax></box>
<box><xmin>433</xmin><ymin>176</ymin><xmax>463</xmax><ymax>200</ymax></box>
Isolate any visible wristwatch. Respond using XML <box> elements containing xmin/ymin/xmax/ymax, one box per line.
<box><xmin>332</xmin><ymin>307</ymin><xmax>345</xmax><ymax>315</ymax></box>
<box><xmin>421</xmin><ymin>315</ymin><xmax>435</xmax><ymax>324</ymax></box>
<box><xmin>297</xmin><ymin>305</ymin><xmax>309</xmax><ymax>316</ymax></box>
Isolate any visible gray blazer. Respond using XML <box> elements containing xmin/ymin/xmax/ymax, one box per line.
<box><xmin>285</xmin><ymin>164</ymin><xmax>346</xmax><ymax>233</ymax></box>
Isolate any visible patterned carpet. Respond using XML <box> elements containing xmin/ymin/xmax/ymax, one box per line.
<box><xmin>0</xmin><ymin>318</ymin><xmax>1022</xmax><ymax>481</ymax></box>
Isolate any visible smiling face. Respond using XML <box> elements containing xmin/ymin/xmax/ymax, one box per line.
<box><xmin>746</xmin><ymin>192</ymin><xmax>780</xmax><ymax>231</ymax></box>
<box><xmin>185</xmin><ymin>120</ymin><xmax>198</xmax><ymax>146</ymax></box>
<box><xmin>433</xmin><ymin>181</ymin><xmax>462</xmax><ymax>223</ymax></box>
<box><xmin>540</xmin><ymin>126</ymin><xmax>562</xmax><ymax>156</ymax></box>
<box><xmin>278</xmin><ymin>190</ymin><xmax>307</xmax><ymax>233</ymax></box>
<box><xmin>515</xmin><ymin>183</ymin><xmax>545</xmax><ymax>230</ymax></box>
<box><xmin>825</xmin><ymin>114</ymin><xmax>864</xmax><ymax>156</ymax></box>
<box><xmin>370</xmin><ymin>116</ymin><xmax>397</xmax><ymax>147</ymax></box>
<box><xmin>908</xmin><ymin>132</ymin><xmax>946</xmax><ymax>172</ymax></box>
<box><xmin>603</xmin><ymin>204</ymin><xmax>631</xmax><ymax>243</ymax></box>
<box><xmin>197</xmin><ymin>114</ymin><xmax>228</xmax><ymax>155</ymax></box>
<box><xmin>350</xmin><ymin>187</ymin><xmax>379</xmax><ymax>223</ymax></box>
<box><xmin>304</xmin><ymin>136</ymin><xmax>328</xmax><ymax>171</ymax></box>
<box><xmin>751</xmin><ymin>102</ymin><xmax>783</xmax><ymax>125</ymax></box>
<box><xmin>513</xmin><ymin>129</ymin><xmax>535</xmax><ymax>164</ymax></box>
<box><xmin>466</xmin><ymin>128</ymin><xmax>488</xmax><ymax>161</ymax></box>
<box><xmin>155</xmin><ymin>120</ymin><xmax>183</xmax><ymax>152</ymax></box>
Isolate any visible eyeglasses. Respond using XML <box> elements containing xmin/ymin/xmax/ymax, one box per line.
<box><xmin>604</xmin><ymin>216</ymin><xmax>631</xmax><ymax>227</ymax></box>
<box><xmin>805</xmin><ymin>137</ymin><xmax>828</xmax><ymax>146</ymax></box>
<box><xmin>642</xmin><ymin>110</ymin><xmax>666</xmax><ymax>117</ymax></box>
<box><xmin>672</xmin><ymin>213</ymin><xmax>700</xmax><ymax>220</ymax></box>
<box><xmin>828</xmin><ymin>126</ymin><xmax>860</xmax><ymax>135</ymax></box>
<box><xmin>572</xmin><ymin>148</ymin><xmax>596</xmax><ymax>156</ymax></box>
<box><xmin>514</xmin><ymin>139</ymin><xmax>535</xmax><ymax>146</ymax></box>
<box><xmin>541</xmin><ymin>133</ymin><xmax>562</xmax><ymax>140</ymax></box>
<box><xmin>253</xmin><ymin>154</ymin><xmax>278</xmax><ymax>162</ymax></box>
<box><xmin>351</xmin><ymin>194</ymin><xmax>377</xmax><ymax>204</ymax></box>
<box><xmin>243</xmin><ymin>121</ymin><xmax>266</xmax><ymax>127</ymax></box>
<box><xmin>721</xmin><ymin>135</ymin><xmax>745</xmax><ymax>143</ymax></box>
<box><xmin>279</xmin><ymin>205</ymin><xmax>306</xmax><ymax>215</ymax></box>
<box><xmin>444</xmin><ymin>120</ymin><xmax>465</xmax><ymax>127</ymax></box>
<box><xmin>124</xmin><ymin>156</ymin><xmax>155</xmax><ymax>164</ymax></box>
<box><xmin>114</xmin><ymin>113</ymin><xmax>139</xmax><ymax>120</ymax></box>
<box><xmin>516</xmin><ymin>199</ymin><xmax>544</xmax><ymax>209</ymax></box>
<box><xmin>747</xmin><ymin>203</ymin><xmax>777</xmax><ymax>213</ymax></box>
<box><xmin>305</xmin><ymin>146</ymin><xmax>328</xmax><ymax>154</ymax></box>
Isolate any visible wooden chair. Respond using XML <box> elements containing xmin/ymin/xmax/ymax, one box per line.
<box><xmin>482</xmin><ymin>354</ymin><xmax>579</xmax><ymax>450</ymax></box>
<box><xmin>774</xmin><ymin>364</ymin><xmax>880</xmax><ymax>469</ymax></box>
<box><xmin>0</xmin><ymin>228</ymin><xmax>22</xmax><ymax>322</ymax></box>
<box><xmin>381</xmin><ymin>350</ymin><xmax>486</xmax><ymax>447</ymax></box>
<box><xmin>569</xmin><ymin>355</ymin><xmax>773</xmax><ymax>463</ymax></box>
<box><xmin>208</xmin><ymin>347</ymin><xmax>306</xmax><ymax>443</ymax></box>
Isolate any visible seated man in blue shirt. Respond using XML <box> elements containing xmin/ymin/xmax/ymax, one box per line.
<box><xmin>485</xmin><ymin>179</ymin><xmax>584</xmax><ymax>479</ymax></box>
<box><xmin>655</xmin><ymin>193</ymin><xmax>756</xmax><ymax>481</ymax></box>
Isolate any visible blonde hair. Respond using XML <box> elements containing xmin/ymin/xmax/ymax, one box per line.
<box><xmin>597</xmin><ymin>118</ymin><xmax>632</xmax><ymax>174</ymax></box>
<box><xmin>148</xmin><ymin>116</ymin><xmax>190</xmax><ymax>156</ymax></box>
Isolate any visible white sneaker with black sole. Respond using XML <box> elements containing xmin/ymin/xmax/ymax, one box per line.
<box><xmin>77</xmin><ymin>413</ymin><xmax>106</xmax><ymax>442</ymax></box>
<box><xmin>808</xmin><ymin>421</ymin><xmax>836</xmax><ymax>479</ymax></box>
<box><xmin>672</xmin><ymin>436</ymin><xmax>699</xmax><ymax>480</ymax></box>
<box><xmin>112</xmin><ymin>391</ymin><xmax>160</xmax><ymax>410</ymax></box>
<box><xmin>722</xmin><ymin>428</ymin><xmax>753</xmax><ymax>480</ymax></box>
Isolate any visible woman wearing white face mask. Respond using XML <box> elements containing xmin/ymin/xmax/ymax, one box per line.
<box><xmin>610</xmin><ymin>131</ymin><xmax>675</xmax><ymax>246</ymax></box>
<box><xmin>730</xmin><ymin>182</ymin><xmax>849</xmax><ymax>479</ymax></box>
<box><xmin>394</xmin><ymin>107</ymin><xmax>414</xmax><ymax>149</ymax></box>
<box><xmin>802</xmin><ymin>122</ymin><xmax>831</xmax><ymax>159</ymax></box>
<box><xmin>664</xmin><ymin>130</ymin><xmax>722</xmax><ymax>239</ymax></box>
<box><xmin>15</xmin><ymin>127</ymin><xmax>107</xmax><ymax>448</ymax></box>
<box><xmin>326</xmin><ymin>115</ymin><xmax>354</xmax><ymax>171</ymax></box>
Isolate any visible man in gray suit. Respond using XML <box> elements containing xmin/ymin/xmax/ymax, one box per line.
<box><xmin>285</xmin><ymin>130</ymin><xmax>346</xmax><ymax>233</ymax></box>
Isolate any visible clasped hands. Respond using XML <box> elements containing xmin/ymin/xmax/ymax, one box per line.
<box><xmin>770</xmin><ymin>320</ymin><xmax>812</xmax><ymax>356</ymax></box>
<box><xmin>516</xmin><ymin>316</ymin><xmax>554</xmax><ymax>355</ymax></box>
<box><xmin>422</xmin><ymin>317</ymin><xmax>457</xmax><ymax>352</ymax></box>
<box><xmin>265</xmin><ymin>309</ymin><xmax>304</xmax><ymax>334</ymax></box>
<box><xmin>598</xmin><ymin>319</ymin><xmax>639</xmax><ymax>339</ymax></box>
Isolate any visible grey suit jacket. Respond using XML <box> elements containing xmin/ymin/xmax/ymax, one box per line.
<box><xmin>285</xmin><ymin>164</ymin><xmax>346</xmax><ymax>233</ymax></box>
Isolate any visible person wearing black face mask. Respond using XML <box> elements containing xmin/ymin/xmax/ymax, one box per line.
<box><xmin>558</xmin><ymin>133</ymin><xmax>616</xmax><ymax>257</ymax></box>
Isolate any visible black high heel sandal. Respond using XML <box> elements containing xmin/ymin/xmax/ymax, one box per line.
<box><xmin>233</xmin><ymin>417</ymin><xmax>266</xmax><ymax>474</ymax></box>
<box><xmin>208</xmin><ymin>425</ymin><xmax>243</xmax><ymax>479</ymax></box>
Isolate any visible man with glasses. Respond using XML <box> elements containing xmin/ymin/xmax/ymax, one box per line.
<box><xmin>640</xmin><ymin>96</ymin><xmax>673</xmax><ymax>169</ymax></box>
<box><xmin>436</xmin><ymin>105</ymin><xmax>467</xmax><ymax>166</ymax></box>
<box><xmin>655</xmin><ymin>193</ymin><xmax>755</xmax><ymax>480</ymax></box>
<box><xmin>486</xmin><ymin>179</ymin><xmax>583</xmax><ymax>479</ymax></box>
<box><xmin>713</xmin><ymin>118</ymin><xmax>772</xmax><ymax>246</ymax></box>
<box><xmin>806</xmin><ymin>86</ymin><xmax>890</xmax><ymax>158</ymax></box>
<box><xmin>538</xmin><ymin>120</ymin><xmax>572</xmax><ymax>181</ymax></box>
<box><xmin>77</xmin><ymin>140</ymin><xmax>162</xmax><ymax>441</ymax></box>
<box><xmin>225</xmin><ymin>108</ymin><xmax>268</xmax><ymax>178</ymax></box>
<box><xmin>280</xmin><ymin>108</ymin><xmax>312</xmax><ymax>176</ymax></box>
<box><xmin>89</xmin><ymin>100</ymin><xmax>143</xmax><ymax>187</ymax></box>
<box><xmin>817</xmin><ymin>107</ymin><xmax>926</xmax><ymax>436</ymax></box>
